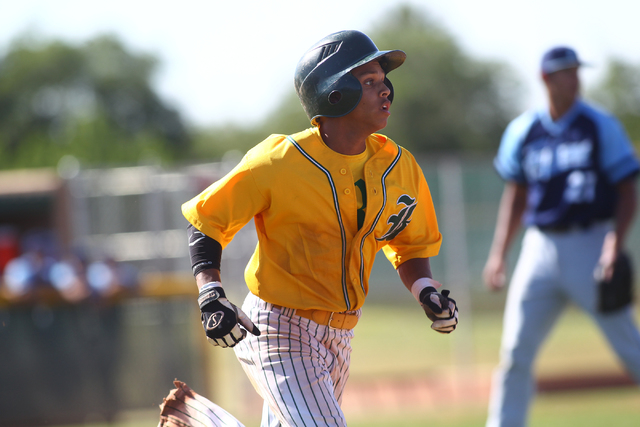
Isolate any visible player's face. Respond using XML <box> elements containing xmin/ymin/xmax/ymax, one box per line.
<box><xmin>346</xmin><ymin>61</ymin><xmax>392</xmax><ymax>133</ymax></box>
<box><xmin>544</xmin><ymin>67</ymin><xmax>580</xmax><ymax>103</ymax></box>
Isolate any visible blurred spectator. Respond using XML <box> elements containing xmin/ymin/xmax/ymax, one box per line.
<box><xmin>0</xmin><ymin>226</ymin><xmax>19</xmax><ymax>275</ymax></box>
<box><xmin>2</xmin><ymin>230</ymin><xmax>59</xmax><ymax>304</ymax></box>
<box><xmin>1</xmin><ymin>229</ymin><xmax>139</xmax><ymax>305</ymax></box>
<box><xmin>49</xmin><ymin>252</ymin><xmax>91</xmax><ymax>303</ymax></box>
<box><xmin>86</xmin><ymin>257</ymin><xmax>139</xmax><ymax>302</ymax></box>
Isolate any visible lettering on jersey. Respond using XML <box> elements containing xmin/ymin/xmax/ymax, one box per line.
<box><xmin>376</xmin><ymin>194</ymin><xmax>417</xmax><ymax>241</ymax></box>
<box><xmin>557</xmin><ymin>139</ymin><xmax>593</xmax><ymax>170</ymax></box>
<box><xmin>523</xmin><ymin>146</ymin><xmax>554</xmax><ymax>181</ymax></box>
<box><xmin>523</xmin><ymin>139</ymin><xmax>593</xmax><ymax>182</ymax></box>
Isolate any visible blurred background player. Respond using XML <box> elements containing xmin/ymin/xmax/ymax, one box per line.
<box><xmin>483</xmin><ymin>46</ymin><xmax>640</xmax><ymax>427</ymax></box>
<box><xmin>181</xmin><ymin>30</ymin><xmax>458</xmax><ymax>426</ymax></box>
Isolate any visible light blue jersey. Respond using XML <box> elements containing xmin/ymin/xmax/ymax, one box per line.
<box><xmin>494</xmin><ymin>99</ymin><xmax>639</xmax><ymax>228</ymax></box>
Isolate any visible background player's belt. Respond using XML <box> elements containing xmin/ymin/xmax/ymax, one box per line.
<box><xmin>275</xmin><ymin>306</ymin><xmax>358</xmax><ymax>329</ymax></box>
<box><xmin>537</xmin><ymin>219</ymin><xmax>607</xmax><ymax>234</ymax></box>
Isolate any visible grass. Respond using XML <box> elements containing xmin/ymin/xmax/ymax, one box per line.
<box><xmin>52</xmin><ymin>387</ymin><xmax>640</xmax><ymax>427</ymax></box>
<box><xmin>346</xmin><ymin>387</ymin><xmax>640</xmax><ymax>427</ymax></box>
<box><xmin>46</xmin><ymin>304</ymin><xmax>640</xmax><ymax>427</ymax></box>
<box><xmin>350</xmin><ymin>302</ymin><xmax>634</xmax><ymax>379</ymax></box>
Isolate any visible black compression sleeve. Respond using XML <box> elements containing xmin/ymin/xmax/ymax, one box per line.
<box><xmin>187</xmin><ymin>223</ymin><xmax>222</xmax><ymax>276</ymax></box>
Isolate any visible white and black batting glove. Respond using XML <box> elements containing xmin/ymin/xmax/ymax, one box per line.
<box><xmin>198</xmin><ymin>282</ymin><xmax>261</xmax><ymax>348</ymax></box>
<box><xmin>419</xmin><ymin>288</ymin><xmax>458</xmax><ymax>334</ymax></box>
<box><xmin>412</xmin><ymin>278</ymin><xmax>459</xmax><ymax>334</ymax></box>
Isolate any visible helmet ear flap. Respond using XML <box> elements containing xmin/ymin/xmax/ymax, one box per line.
<box><xmin>384</xmin><ymin>77</ymin><xmax>395</xmax><ymax>104</ymax></box>
<box><xmin>310</xmin><ymin>73</ymin><xmax>362</xmax><ymax>123</ymax></box>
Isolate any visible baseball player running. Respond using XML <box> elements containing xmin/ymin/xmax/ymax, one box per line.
<box><xmin>181</xmin><ymin>30</ymin><xmax>458</xmax><ymax>426</ymax></box>
<box><xmin>483</xmin><ymin>47</ymin><xmax>640</xmax><ymax>427</ymax></box>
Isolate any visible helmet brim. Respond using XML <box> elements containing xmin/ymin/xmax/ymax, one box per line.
<box><xmin>347</xmin><ymin>49</ymin><xmax>407</xmax><ymax>75</ymax></box>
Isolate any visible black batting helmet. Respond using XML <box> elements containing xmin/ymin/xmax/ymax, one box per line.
<box><xmin>294</xmin><ymin>30</ymin><xmax>406</xmax><ymax>125</ymax></box>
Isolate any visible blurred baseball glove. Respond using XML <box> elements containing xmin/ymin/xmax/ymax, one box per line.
<box><xmin>597</xmin><ymin>252</ymin><xmax>634</xmax><ymax>314</ymax></box>
<box><xmin>158</xmin><ymin>380</ymin><xmax>244</xmax><ymax>427</ymax></box>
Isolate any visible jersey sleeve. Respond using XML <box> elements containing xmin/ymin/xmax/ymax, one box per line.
<box><xmin>493</xmin><ymin>111</ymin><xmax>536</xmax><ymax>183</ymax></box>
<box><xmin>181</xmin><ymin>149</ymin><xmax>269</xmax><ymax>249</ymax></box>
<box><xmin>381</xmin><ymin>156</ymin><xmax>442</xmax><ymax>269</ymax></box>
<box><xmin>596</xmin><ymin>112</ymin><xmax>640</xmax><ymax>183</ymax></box>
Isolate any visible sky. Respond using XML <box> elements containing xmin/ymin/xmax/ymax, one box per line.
<box><xmin>1</xmin><ymin>0</ymin><xmax>639</xmax><ymax>128</ymax></box>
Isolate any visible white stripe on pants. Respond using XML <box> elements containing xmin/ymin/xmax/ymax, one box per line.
<box><xmin>234</xmin><ymin>293</ymin><xmax>359</xmax><ymax>427</ymax></box>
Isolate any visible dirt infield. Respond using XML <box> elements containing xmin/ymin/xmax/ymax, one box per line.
<box><xmin>537</xmin><ymin>371</ymin><xmax>635</xmax><ymax>392</ymax></box>
<box><xmin>342</xmin><ymin>370</ymin><xmax>636</xmax><ymax>416</ymax></box>
<box><xmin>342</xmin><ymin>370</ymin><xmax>491</xmax><ymax>415</ymax></box>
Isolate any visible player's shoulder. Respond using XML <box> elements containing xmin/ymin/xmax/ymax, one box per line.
<box><xmin>249</xmin><ymin>133</ymin><xmax>289</xmax><ymax>153</ymax></box>
<box><xmin>575</xmin><ymin>100</ymin><xmax>631</xmax><ymax>144</ymax></box>
<box><xmin>370</xmin><ymin>133</ymin><xmax>424</xmax><ymax>170</ymax></box>
<box><xmin>498</xmin><ymin>109</ymin><xmax>541</xmax><ymax>150</ymax></box>
<box><xmin>506</xmin><ymin>109</ymin><xmax>540</xmax><ymax>135</ymax></box>
<box><xmin>244</xmin><ymin>128</ymin><xmax>319</xmax><ymax>167</ymax></box>
<box><xmin>577</xmin><ymin>99</ymin><xmax>619</xmax><ymax>124</ymax></box>
<box><xmin>248</xmin><ymin>128</ymin><xmax>313</xmax><ymax>155</ymax></box>
<box><xmin>369</xmin><ymin>132</ymin><xmax>405</xmax><ymax>156</ymax></box>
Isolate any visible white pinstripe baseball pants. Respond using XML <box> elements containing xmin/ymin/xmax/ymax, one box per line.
<box><xmin>233</xmin><ymin>292</ymin><xmax>360</xmax><ymax>427</ymax></box>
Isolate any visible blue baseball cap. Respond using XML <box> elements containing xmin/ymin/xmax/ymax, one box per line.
<box><xmin>541</xmin><ymin>47</ymin><xmax>584</xmax><ymax>74</ymax></box>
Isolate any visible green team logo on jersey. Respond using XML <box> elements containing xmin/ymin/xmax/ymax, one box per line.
<box><xmin>377</xmin><ymin>194</ymin><xmax>417</xmax><ymax>241</ymax></box>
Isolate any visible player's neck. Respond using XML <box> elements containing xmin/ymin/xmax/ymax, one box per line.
<box><xmin>548</xmin><ymin>99</ymin><xmax>574</xmax><ymax>121</ymax></box>
<box><xmin>318</xmin><ymin>120</ymin><xmax>369</xmax><ymax>155</ymax></box>
<box><xmin>548</xmin><ymin>94</ymin><xmax>577</xmax><ymax>121</ymax></box>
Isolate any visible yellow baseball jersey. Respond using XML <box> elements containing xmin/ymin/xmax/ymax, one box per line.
<box><xmin>182</xmin><ymin>127</ymin><xmax>442</xmax><ymax>312</ymax></box>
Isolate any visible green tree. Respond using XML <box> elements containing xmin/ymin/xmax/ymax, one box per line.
<box><xmin>588</xmin><ymin>59</ymin><xmax>640</xmax><ymax>144</ymax></box>
<box><xmin>0</xmin><ymin>34</ymin><xmax>190</xmax><ymax>169</ymax></box>
<box><xmin>372</xmin><ymin>6</ymin><xmax>522</xmax><ymax>153</ymax></box>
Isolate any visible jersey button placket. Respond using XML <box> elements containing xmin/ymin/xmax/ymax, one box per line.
<box><xmin>367</xmin><ymin>169</ymin><xmax>377</xmax><ymax>195</ymax></box>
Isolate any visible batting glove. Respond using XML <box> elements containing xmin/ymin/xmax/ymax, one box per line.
<box><xmin>420</xmin><ymin>288</ymin><xmax>458</xmax><ymax>334</ymax></box>
<box><xmin>412</xmin><ymin>278</ymin><xmax>458</xmax><ymax>334</ymax></box>
<box><xmin>198</xmin><ymin>282</ymin><xmax>260</xmax><ymax>348</ymax></box>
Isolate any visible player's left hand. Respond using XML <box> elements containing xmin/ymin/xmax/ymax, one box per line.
<box><xmin>597</xmin><ymin>232</ymin><xmax>619</xmax><ymax>282</ymax></box>
<box><xmin>419</xmin><ymin>288</ymin><xmax>458</xmax><ymax>334</ymax></box>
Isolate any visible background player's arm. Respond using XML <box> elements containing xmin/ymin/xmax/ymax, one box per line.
<box><xmin>483</xmin><ymin>182</ymin><xmax>527</xmax><ymax>291</ymax></box>
<box><xmin>599</xmin><ymin>177</ymin><xmax>637</xmax><ymax>280</ymax></box>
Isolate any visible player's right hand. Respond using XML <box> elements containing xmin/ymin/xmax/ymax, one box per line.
<box><xmin>419</xmin><ymin>288</ymin><xmax>458</xmax><ymax>334</ymax></box>
<box><xmin>198</xmin><ymin>285</ymin><xmax>260</xmax><ymax>348</ymax></box>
